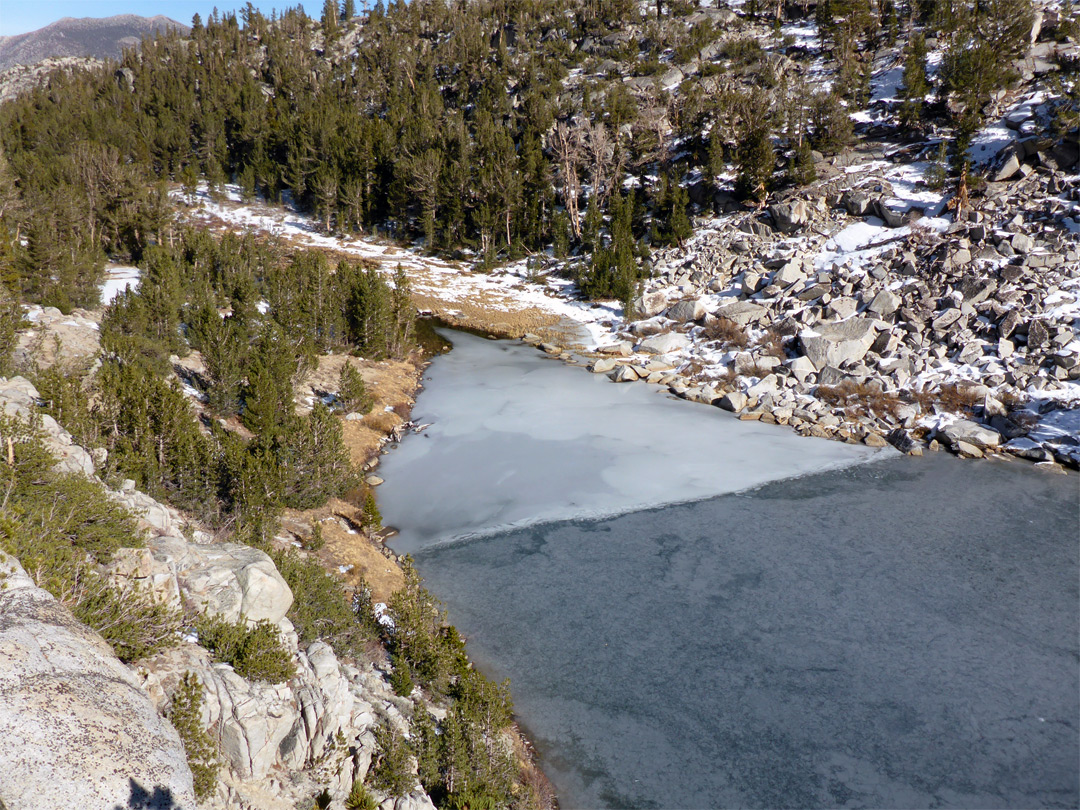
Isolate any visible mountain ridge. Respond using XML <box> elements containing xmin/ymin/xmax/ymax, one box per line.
<box><xmin>0</xmin><ymin>14</ymin><xmax>190</xmax><ymax>71</ymax></box>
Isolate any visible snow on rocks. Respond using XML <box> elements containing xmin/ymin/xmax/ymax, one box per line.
<box><xmin>175</xmin><ymin>158</ymin><xmax>1080</xmax><ymax>468</ymax></box>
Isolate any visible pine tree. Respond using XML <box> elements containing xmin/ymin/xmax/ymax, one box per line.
<box><xmin>322</xmin><ymin>0</ymin><xmax>339</xmax><ymax>38</ymax></box>
<box><xmin>0</xmin><ymin>282</ymin><xmax>26</xmax><ymax>376</ymax></box>
<box><xmin>666</xmin><ymin>179</ymin><xmax>692</xmax><ymax>247</ymax></box>
<box><xmin>899</xmin><ymin>32</ymin><xmax>930</xmax><ymax>131</ymax></box>
<box><xmin>338</xmin><ymin>362</ymin><xmax>372</xmax><ymax>414</ymax></box>
<box><xmin>390</xmin><ymin>265</ymin><xmax>415</xmax><ymax>357</ymax></box>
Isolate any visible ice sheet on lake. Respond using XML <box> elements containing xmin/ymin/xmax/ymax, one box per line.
<box><xmin>379</xmin><ymin>331</ymin><xmax>890</xmax><ymax>554</ymax></box>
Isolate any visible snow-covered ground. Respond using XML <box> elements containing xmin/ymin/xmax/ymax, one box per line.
<box><xmin>178</xmin><ymin>184</ymin><xmax>618</xmax><ymax>348</ymax></box>
<box><xmin>174</xmin><ymin>159</ymin><xmax>1080</xmax><ymax>462</ymax></box>
<box><xmin>101</xmin><ymin>265</ymin><xmax>141</xmax><ymax>306</ymax></box>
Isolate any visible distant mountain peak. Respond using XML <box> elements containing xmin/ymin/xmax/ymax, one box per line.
<box><xmin>0</xmin><ymin>14</ymin><xmax>189</xmax><ymax>72</ymax></box>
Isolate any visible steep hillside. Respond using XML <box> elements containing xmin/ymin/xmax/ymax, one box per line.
<box><xmin>0</xmin><ymin>14</ymin><xmax>188</xmax><ymax>70</ymax></box>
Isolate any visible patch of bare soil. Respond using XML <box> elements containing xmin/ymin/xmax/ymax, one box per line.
<box><xmin>282</xmin><ymin>350</ymin><xmax>428</xmax><ymax>600</ymax></box>
<box><xmin>280</xmin><ymin>499</ymin><xmax>405</xmax><ymax>603</ymax></box>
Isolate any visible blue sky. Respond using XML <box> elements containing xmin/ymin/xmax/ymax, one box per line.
<box><xmin>0</xmin><ymin>1</ymin><xmax>310</xmax><ymax>36</ymax></box>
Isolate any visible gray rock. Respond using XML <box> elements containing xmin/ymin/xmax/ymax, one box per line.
<box><xmin>951</xmin><ymin>247</ymin><xmax>972</xmax><ymax>266</ymax></box>
<box><xmin>825</xmin><ymin>297</ymin><xmax>858</xmax><ymax>320</ymax></box>
<box><xmin>867</xmin><ymin>289</ymin><xmax>901</xmax><ymax>316</ymax></box>
<box><xmin>0</xmin><ymin>554</ymin><xmax>195</xmax><ymax>810</ymax></box>
<box><xmin>798</xmin><ymin>319</ymin><xmax>880</xmax><ymax>371</ymax></box>
<box><xmin>940</xmin><ymin>419</ymin><xmax>1002</xmax><ymax>449</ymax></box>
<box><xmin>1027</xmin><ymin>319</ymin><xmax>1049</xmax><ymax>351</ymax></box>
<box><xmin>841</xmin><ymin>190</ymin><xmax>875</xmax><ymax>217</ymax></box>
<box><xmin>117</xmin><ymin>535</ymin><xmax>295</xmax><ymax>624</ymax></box>
<box><xmin>590</xmin><ymin>358</ymin><xmax>619</xmax><ymax>374</ymax></box>
<box><xmin>718</xmin><ymin>391</ymin><xmax>747</xmax><ymax>412</ymax></box>
<box><xmin>931</xmin><ymin>308</ymin><xmax>963</xmax><ymax>331</ymax></box>
<box><xmin>769</xmin><ymin>200</ymin><xmax>809</xmax><ymax>233</ymax></box>
<box><xmin>665</xmin><ymin>298</ymin><xmax>707</xmax><ymax>323</ymax></box>
<box><xmin>772</xmin><ymin>262</ymin><xmax>805</xmax><ymax>288</ymax></box>
<box><xmin>999</xmin><ymin>310</ymin><xmax>1022</xmax><ymax>339</ymax></box>
<box><xmin>714</xmin><ymin>301</ymin><xmax>766</xmax><ymax>327</ymax></box>
<box><xmin>886</xmin><ymin>428</ymin><xmax>917</xmax><ymax>453</ymax></box>
<box><xmin>785</xmin><ymin>356</ymin><xmax>817</xmax><ymax>383</ymax></box>
<box><xmin>953</xmin><ymin>439</ymin><xmax>984</xmax><ymax>458</ymax></box>
<box><xmin>638</xmin><ymin>332</ymin><xmax>691</xmax><ymax>355</ymax></box>
<box><xmin>608</xmin><ymin>364</ymin><xmax>640</xmax><ymax>382</ymax></box>
<box><xmin>993</xmin><ymin>152</ymin><xmax>1021</xmax><ymax>181</ymax></box>
<box><xmin>1011</xmin><ymin>233</ymin><xmax>1035</xmax><ymax>254</ymax></box>
<box><xmin>634</xmin><ymin>290</ymin><xmax>668</xmax><ymax>318</ymax></box>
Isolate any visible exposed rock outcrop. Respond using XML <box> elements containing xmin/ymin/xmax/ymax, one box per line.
<box><xmin>0</xmin><ymin>553</ymin><xmax>196</xmax><ymax>810</ymax></box>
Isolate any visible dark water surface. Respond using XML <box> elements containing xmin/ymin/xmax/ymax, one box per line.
<box><xmin>384</xmin><ymin>335</ymin><xmax>1080</xmax><ymax>809</ymax></box>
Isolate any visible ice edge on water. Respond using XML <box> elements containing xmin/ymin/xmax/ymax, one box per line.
<box><xmin>400</xmin><ymin>448</ymin><xmax>897</xmax><ymax>554</ymax></box>
<box><xmin>379</xmin><ymin>330</ymin><xmax>895</xmax><ymax>556</ymax></box>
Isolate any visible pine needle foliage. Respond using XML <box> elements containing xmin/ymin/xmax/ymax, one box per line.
<box><xmin>194</xmin><ymin>614</ymin><xmax>296</xmax><ymax>683</ymax></box>
<box><xmin>167</xmin><ymin>672</ymin><xmax>221</xmax><ymax>802</ymax></box>
<box><xmin>0</xmin><ymin>416</ymin><xmax>181</xmax><ymax>663</ymax></box>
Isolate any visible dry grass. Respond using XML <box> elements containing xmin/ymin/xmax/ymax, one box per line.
<box><xmin>936</xmin><ymin>383</ymin><xmax>983</xmax><ymax>415</ymax></box>
<box><xmin>700</xmin><ymin>316</ymin><xmax>749</xmax><ymax>348</ymax></box>
<box><xmin>817</xmin><ymin>380</ymin><xmax>904</xmax><ymax>419</ymax></box>
<box><xmin>758</xmin><ymin>326</ymin><xmax>789</xmax><ymax>359</ymax></box>
<box><xmin>743</xmin><ymin>361</ymin><xmax>779</xmax><ymax>379</ymax></box>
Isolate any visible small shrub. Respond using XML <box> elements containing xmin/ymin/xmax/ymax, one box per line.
<box><xmin>305</xmin><ymin>522</ymin><xmax>326</xmax><ymax>551</ymax></box>
<box><xmin>195</xmin><ymin>614</ymin><xmax>295</xmax><ymax>683</ymax></box>
<box><xmin>271</xmin><ymin>548</ymin><xmax>374</xmax><ymax>656</ymax></box>
<box><xmin>758</xmin><ymin>327</ymin><xmax>788</xmax><ymax>359</ymax></box>
<box><xmin>389</xmin><ymin>653</ymin><xmax>414</xmax><ymax>696</ymax></box>
<box><xmin>362</xmin><ymin>491</ymin><xmax>382</xmax><ymax>530</ymax></box>
<box><xmin>344</xmin><ymin>781</ymin><xmax>379</xmax><ymax>810</ymax></box>
<box><xmin>63</xmin><ymin>570</ymin><xmax>182</xmax><ymax>663</ymax></box>
<box><xmin>936</xmin><ymin>382</ymin><xmax>982</xmax><ymax>414</ymax></box>
<box><xmin>816</xmin><ymin>380</ymin><xmax>903</xmax><ymax>419</ymax></box>
<box><xmin>700</xmin><ymin>317</ymin><xmax>749</xmax><ymax>348</ymax></box>
<box><xmin>167</xmin><ymin>672</ymin><xmax>220</xmax><ymax>802</ymax></box>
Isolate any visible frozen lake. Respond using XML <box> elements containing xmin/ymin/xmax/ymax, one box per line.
<box><xmin>379</xmin><ymin>331</ymin><xmax>1080</xmax><ymax>809</ymax></box>
<box><xmin>378</xmin><ymin>331</ymin><xmax>886</xmax><ymax>555</ymax></box>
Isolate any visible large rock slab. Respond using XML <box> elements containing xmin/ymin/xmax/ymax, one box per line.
<box><xmin>638</xmin><ymin>332</ymin><xmax>691</xmax><ymax>355</ymax></box>
<box><xmin>0</xmin><ymin>553</ymin><xmax>195</xmax><ymax>810</ymax></box>
<box><xmin>798</xmin><ymin>319</ymin><xmax>880</xmax><ymax>371</ymax></box>
<box><xmin>940</xmin><ymin>419</ymin><xmax>1002</xmax><ymax>449</ymax></box>
<box><xmin>113</xmin><ymin>535</ymin><xmax>294</xmax><ymax>624</ymax></box>
<box><xmin>715</xmin><ymin>301</ymin><xmax>767</xmax><ymax>327</ymax></box>
<box><xmin>142</xmin><ymin>639</ymin><xmax>368</xmax><ymax>785</ymax></box>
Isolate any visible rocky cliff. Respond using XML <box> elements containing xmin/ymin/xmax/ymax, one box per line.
<box><xmin>0</xmin><ymin>376</ymin><xmax>437</xmax><ymax>810</ymax></box>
